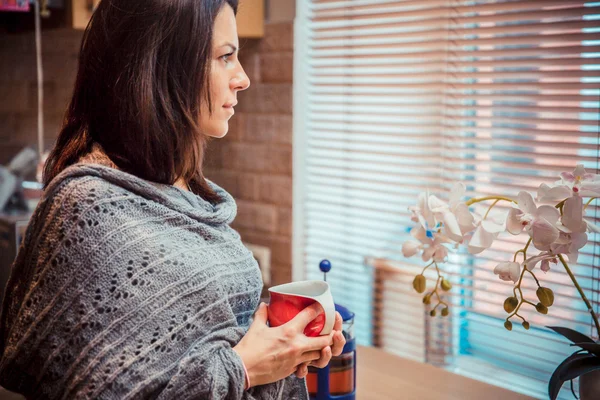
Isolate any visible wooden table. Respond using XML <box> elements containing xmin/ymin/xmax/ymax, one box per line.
<box><xmin>356</xmin><ymin>346</ymin><xmax>534</xmax><ymax>399</ymax></box>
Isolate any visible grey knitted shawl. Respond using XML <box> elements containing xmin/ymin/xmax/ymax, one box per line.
<box><xmin>0</xmin><ymin>157</ymin><xmax>308</xmax><ymax>399</ymax></box>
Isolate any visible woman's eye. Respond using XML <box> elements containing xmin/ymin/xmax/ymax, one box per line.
<box><xmin>221</xmin><ymin>52</ymin><xmax>234</xmax><ymax>63</ymax></box>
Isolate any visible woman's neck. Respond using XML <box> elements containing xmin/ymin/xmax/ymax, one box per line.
<box><xmin>174</xmin><ymin>177</ymin><xmax>190</xmax><ymax>192</ymax></box>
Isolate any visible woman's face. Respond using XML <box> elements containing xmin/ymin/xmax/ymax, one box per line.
<box><xmin>199</xmin><ymin>4</ymin><xmax>250</xmax><ymax>138</ymax></box>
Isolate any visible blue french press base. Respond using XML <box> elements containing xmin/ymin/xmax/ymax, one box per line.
<box><xmin>309</xmin><ymin>302</ymin><xmax>356</xmax><ymax>400</ymax></box>
<box><xmin>310</xmin><ymin>337</ymin><xmax>356</xmax><ymax>400</ymax></box>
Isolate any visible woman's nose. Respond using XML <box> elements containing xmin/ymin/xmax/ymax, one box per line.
<box><xmin>231</xmin><ymin>64</ymin><xmax>250</xmax><ymax>92</ymax></box>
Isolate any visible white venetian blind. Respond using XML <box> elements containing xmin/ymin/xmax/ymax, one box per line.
<box><xmin>293</xmin><ymin>1</ymin><xmax>600</xmax><ymax>399</ymax></box>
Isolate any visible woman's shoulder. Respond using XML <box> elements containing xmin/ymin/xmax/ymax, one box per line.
<box><xmin>40</xmin><ymin>172</ymin><xmax>133</xmax><ymax>220</ymax></box>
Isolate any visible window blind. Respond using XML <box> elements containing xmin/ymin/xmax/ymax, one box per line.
<box><xmin>292</xmin><ymin>1</ymin><xmax>600</xmax><ymax>399</ymax></box>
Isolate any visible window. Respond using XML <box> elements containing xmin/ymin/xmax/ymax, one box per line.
<box><xmin>293</xmin><ymin>1</ymin><xmax>600</xmax><ymax>399</ymax></box>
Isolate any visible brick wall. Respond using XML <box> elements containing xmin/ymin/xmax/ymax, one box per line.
<box><xmin>0</xmin><ymin>21</ymin><xmax>295</xmax><ymax>287</ymax></box>
<box><xmin>0</xmin><ymin>28</ymin><xmax>82</xmax><ymax>166</ymax></box>
<box><xmin>205</xmin><ymin>21</ymin><xmax>294</xmax><ymax>287</ymax></box>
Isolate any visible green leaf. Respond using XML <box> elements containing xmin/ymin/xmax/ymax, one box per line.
<box><xmin>561</xmin><ymin>354</ymin><xmax>600</xmax><ymax>382</ymax></box>
<box><xmin>547</xmin><ymin>326</ymin><xmax>595</xmax><ymax>344</ymax></box>
<box><xmin>571</xmin><ymin>342</ymin><xmax>600</xmax><ymax>357</ymax></box>
<box><xmin>548</xmin><ymin>351</ymin><xmax>589</xmax><ymax>400</ymax></box>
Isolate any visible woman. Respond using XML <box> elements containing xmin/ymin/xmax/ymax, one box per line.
<box><xmin>0</xmin><ymin>0</ymin><xmax>345</xmax><ymax>398</ymax></box>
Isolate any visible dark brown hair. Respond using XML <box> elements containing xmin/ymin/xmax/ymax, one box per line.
<box><xmin>43</xmin><ymin>0</ymin><xmax>238</xmax><ymax>203</ymax></box>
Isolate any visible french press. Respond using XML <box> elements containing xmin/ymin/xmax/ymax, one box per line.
<box><xmin>306</xmin><ymin>260</ymin><xmax>356</xmax><ymax>400</ymax></box>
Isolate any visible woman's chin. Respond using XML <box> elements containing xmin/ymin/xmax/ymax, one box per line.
<box><xmin>204</xmin><ymin>123</ymin><xmax>229</xmax><ymax>139</ymax></box>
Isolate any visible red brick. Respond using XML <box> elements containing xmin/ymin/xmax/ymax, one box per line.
<box><xmin>0</xmin><ymin>84</ymin><xmax>29</xmax><ymax>112</ymax></box>
<box><xmin>265</xmin><ymin>145</ymin><xmax>293</xmax><ymax>175</ymax></box>
<box><xmin>228</xmin><ymin>142</ymin><xmax>270</xmax><ymax>172</ymax></box>
<box><xmin>205</xmin><ymin>170</ymin><xmax>240</xmax><ymax>197</ymax></box>
<box><xmin>13</xmin><ymin>112</ymin><xmax>37</xmax><ymax>145</ymax></box>
<box><xmin>270</xmin><ymin>263</ymin><xmax>293</xmax><ymax>286</ymax></box>
<box><xmin>260</xmin><ymin>52</ymin><xmax>293</xmax><ymax>83</ymax></box>
<box><xmin>259</xmin><ymin>175</ymin><xmax>292</xmax><ymax>206</ymax></box>
<box><xmin>0</xmin><ymin>143</ymin><xmax>26</xmax><ymax>165</ymax></box>
<box><xmin>204</xmin><ymin>143</ymin><xmax>225</xmax><ymax>169</ymax></box>
<box><xmin>260</xmin><ymin>22</ymin><xmax>294</xmax><ymax>52</ymax></box>
<box><xmin>238</xmin><ymin>173</ymin><xmax>260</xmax><ymax>201</ymax></box>
<box><xmin>262</xmin><ymin>84</ymin><xmax>293</xmax><ymax>114</ymax></box>
<box><xmin>0</xmin><ymin>114</ymin><xmax>17</xmax><ymax>143</ymax></box>
<box><xmin>0</xmin><ymin>33</ymin><xmax>33</xmax><ymax>54</ymax></box>
<box><xmin>42</xmin><ymin>53</ymin><xmax>78</xmax><ymax>82</ymax></box>
<box><xmin>236</xmin><ymin>228</ymin><xmax>292</xmax><ymax>266</ymax></box>
<box><xmin>49</xmin><ymin>82</ymin><xmax>74</xmax><ymax>116</ymax></box>
<box><xmin>239</xmin><ymin>39</ymin><xmax>261</xmax><ymax>84</ymax></box>
<box><xmin>235</xmin><ymin>200</ymin><xmax>278</xmax><ymax>233</ymax></box>
<box><xmin>44</xmin><ymin>112</ymin><xmax>64</xmax><ymax>139</ymax></box>
<box><xmin>244</xmin><ymin>113</ymin><xmax>292</xmax><ymax>145</ymax></box>
<box><xmin>226</xmin><ymin>112</ymin><xmax>245</xmax><ymax>142</ymax></box>
<box><xmin>0</xmin><ymin>52</ymin><xmax>35</xmax><ymax>82</ymax></box>
<box><xmin>42</xmin><ymin>29</ymin><xmax>84</xmax><ymax>56</ymax></box>
<box><xmin>237</xmin><ymin>84</ymin><xmax>292</xmax><ymax>114</ymax></box>
<box><xmin>277</xmin><ymin>207</ymin><xmax>293</xmax><ymax>237</ymax></box>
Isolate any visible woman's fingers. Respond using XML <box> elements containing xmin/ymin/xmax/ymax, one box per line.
<box><xmin>331</xmin><ymin>330</ymin><xmax>346</xmax><ymax>356</ymax></box>
<box><xmin>300</xmin><ymin>350</ymin><xmax>322</xmax><ymax>364</ymax></box>
<box><xmin>310</xmin><ymin>346</ymin><xmax>332</xmax><ymax>369</ymax></box>
<box><xmin>333</xmin><ymin>312</ymin><xmax>343</xmax><ymax>331</ymax></box>
<box><xmin>302</xmin><ymin>332</ymin><xmax>334</xmax><ymax>352</ymax></box>
<box><xmin>295</xmin><ymin>361</ymin><xmax>310</xmax><ymax>378</ymax></box>
<box><xmin>289</xmin><ymin>303</ymin><xmax>324</xmax><ymax>331</ymax></box>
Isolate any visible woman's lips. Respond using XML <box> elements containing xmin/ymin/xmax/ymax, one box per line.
<box><xmin>223</xmin><ymin>102</ymin><xmax>236</xmax><ymax>115</ymax></box>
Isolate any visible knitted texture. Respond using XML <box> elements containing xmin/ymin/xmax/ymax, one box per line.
<box><xmin>0</xmin><ymin>159</ymin><xmax>309</xmax><ymax>400</ymax></box>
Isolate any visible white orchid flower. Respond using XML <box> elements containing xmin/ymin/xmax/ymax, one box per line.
<box><xmin>409</xmin><ymin>191</ymin><xmax>436</xmax><ymax>231</ymax></box>
<box><xmin>494</xmin><ymin>261</ymin><xmax>521</xmax><ymax>283</ymax></box>
<box><xmin>467</xmin><ymin>217</ymin><xmax>505</xmax><ymax>254</ymax></box>
<box><xmin>421</xmin><ymin>234</ymin><xmax>450</xmax><ymax>262</ymax></box>
<box><xmin>524</xmin><ymin>251</ymin><xmax>557</xmax><ymax>273</ymax></box>
<box><xmin>402</xmin><ymin>240</ymin><xmax>422</xmax><ymax>258</ymax></box>
<box><xmin>428</xmin><ymin>195</ymin><xmax>462</xmax><ymax>243</ymax></box>
<box><xmin>557</xmin><ymin>164</ymin><xmax>600</xmax><ymax>197</ymax></box>
<box><xmin>402</xmin><ymin>225</ymin><xmax>433</xmax><ymax>258</ymax></box>
<box><xmin>586</xmin><ymin>219</ymin><xmax>600</xmax><ymax>233</ymax></box>
<box><xmin>537</xmin><ymin>165</ymin><xmax>600</xmax><ymax>203</ymax></box>
<box><xmin>558</xmin><ymin>195</ymin><xmax>587</xmax><ymax>233</ymax></box>
<box><xmin>537</xmin><ymin>183</ymin><xmax>572</xmax><ymax>203</ymax></box>
<box><xmin>506</xmin><ymin>191</ymin><xmax>560</xmax><ymax>251</ymax></box>
<box><xmin>550</xmin><ymin>231</ymin><xmax>588</xmax><ymax>264</ymax></box>
<box><xmin>428</xmin><ymin>183</ymin><xmax>476</xmax><ymax>243</ymax></box>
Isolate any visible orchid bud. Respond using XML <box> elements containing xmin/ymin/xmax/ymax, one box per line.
<box><xmin>536</xmin><ymin>287</ymin><xmax>554</xmax><ymax>307</ymax></box>
<box><xmin>522</xmin><ymin>321</ymin><xmax>530</xmax><ymax>330</ymax></box>
<box><xmin>441</xmin><ymin>307</ymin><xmax>449</xmax><ymax>317</ymax></box>
<box><xmin>413</xmin><ymin>275</ymin><xmax>426</xmax><ymax>293</ymax></box>
<box><xmin>535</xmin><ymin>302</ymin><xmax>548</xmax><ymax>315</ymax></box>
<box><xmin>422</xmin><ymin>293</ymin><xmax>432</xmax><ymax>305</ymax></box>
<box><xmin>504</xmin><ymin>320</ymin><xmax>513</xmax><ymax>331</ymax></box>
<box><xmin>441</xmin><ymin>278</ymin><xmax>452</xmax><ymax>291</ymax></box>
<box><xmin>430</xmin><ymin>309</ymin><xmax>437</xmax><ymax>317</ymax></box>
<box><xmin>503</xmin><ymin>297</ymin><xmax>518</xmax><ymax>313</ymax></box>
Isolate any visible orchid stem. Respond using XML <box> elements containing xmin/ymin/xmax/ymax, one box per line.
<box><xmin>584</xmin><ymin>197</ymin><xmax>597</xmax><ymax>211</ymax></box>
<box><xmin>513</xmin><ymin>238</ymin><xmax>532</xmax><ymax>262</ymax></box>
<box><xmin>558</xmin><ymin>254</ymin><xmax>600</xmax><ymax>337</ymax></box>
<box><xmin>523</xmin><ymin>238</ymin><xmax>531</xmax><ymax>256</ymax></box>
<box><xmin>483</xmin><ymin>199</ymin><xmax>500</xmax><ymax>220</ymax></box>
<box><xmin>525</xmin><ymin>268</ymin><xmax>540</xmax><ymax>287</ymax></box>
<box><xmin>555</xmin><ymin>199</ymin><xmax>565</xmax><ymax>216</ymax></box>
<box><xmin>509</xmin><ymin>266</ymin><xmax>528</xmax><ymax>318</ymax></box>
<box><xmin>466</xmin><ymin>196</ymin><xmax>516</xmax><ymax>206</ymax></box>
<box><xmin>422</xmin><ymin>261</ymin><xmax>435</xmax><ymax>273</ymax></box>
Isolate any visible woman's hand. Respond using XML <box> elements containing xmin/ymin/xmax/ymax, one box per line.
<box><xmin>233</xmin><ymin>302</ymin><xmax>335</xmax><ymax>388</ymax></box>
<box><xmin>294</xmin><ymin>311</ymin><xmax>346</xmax><ymax>379</ymax></box>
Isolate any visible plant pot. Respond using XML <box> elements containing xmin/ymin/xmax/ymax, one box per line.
<box><xmin>579</xmin><ymin>369</ymin><xmax>600</xmax><ymax>399</ymax></box>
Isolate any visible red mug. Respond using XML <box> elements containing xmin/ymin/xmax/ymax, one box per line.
<box><xmin>267</xmin><ymin>281</ymin><xmax>335</xmax><ymax>337</ymax></box>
